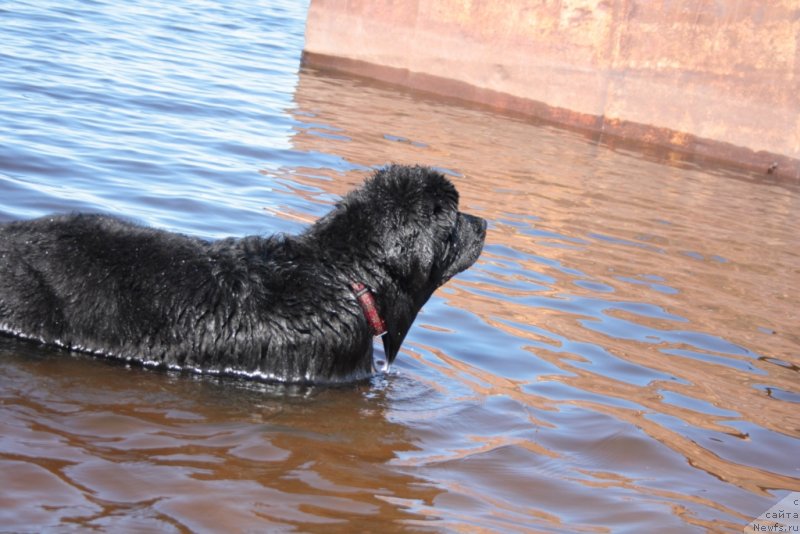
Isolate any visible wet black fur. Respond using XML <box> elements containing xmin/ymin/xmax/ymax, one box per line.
<box><xmin>0</xmin><ymin>165</ymin><xmax>486</xmax><ymax>383</ymax></box>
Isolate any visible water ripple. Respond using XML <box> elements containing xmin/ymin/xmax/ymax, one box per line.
<box><xmin>1</xmin><ymin>0</ymin><xmax>799</xmax><ymax>531</ymax></box>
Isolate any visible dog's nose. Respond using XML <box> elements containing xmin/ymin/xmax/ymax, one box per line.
<box><xmin>464</xmin><ymin>213</ymin><xmax>487</xmax><ymax>234</ymax></box>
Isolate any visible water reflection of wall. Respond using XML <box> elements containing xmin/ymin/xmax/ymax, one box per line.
<box><xmin>287</xmin><ymin>65</ymin><xmax>800</xmax><ymax>498</ymax></box>
<box><xmin>288</xmin><ymin>65</ymin><xmax>798</xmax><ymax>364</ymax></box>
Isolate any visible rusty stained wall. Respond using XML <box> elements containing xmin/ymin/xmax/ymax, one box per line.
<box><xmin>304</xmin><ymin>0</ymin><xmax>800</xmax><ymax>177</ymax></box>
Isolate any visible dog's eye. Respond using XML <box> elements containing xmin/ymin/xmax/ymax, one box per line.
<box><xmin>432</xmin><ymin>204</ymin><xmax>443</xmax><ymax>217</ymax></box>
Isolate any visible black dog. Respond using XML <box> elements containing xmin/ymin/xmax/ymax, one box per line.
<box><xmin>0</xmin><ymin>165</ymin><xmax>486</xmax><ymax>383</ymax></box>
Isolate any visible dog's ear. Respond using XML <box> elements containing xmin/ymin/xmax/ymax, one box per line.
<box><xmin>379</xmin><ymin>287</ymin><xmax>419</xmax><ymax>365</ymax></box>
<box><xmin>362</xmin><ymin>167</ymin><xmax>457</xmax><ymax>283</ymax></box>
<box><xmin>379</xmin><ymin>258</ymin><xmax>443</xmax><ymax>366</ymax></box>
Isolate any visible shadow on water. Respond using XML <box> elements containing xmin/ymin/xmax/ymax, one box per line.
<box><xmin>0</xmin><ymin>337</ymin><xmax>441</xmax><ymax>531</ymax></box>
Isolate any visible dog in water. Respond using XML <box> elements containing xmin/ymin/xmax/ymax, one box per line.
<box><xmin>0</xmin><ymin>165</ymin><xmax>486</xmax><ymax>383</ymax></box>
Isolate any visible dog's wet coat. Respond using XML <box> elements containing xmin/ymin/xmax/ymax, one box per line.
<box><xmin>0</xmin><ymin>165</ymin><xmax>486</xmax><ymax>383</ymax></box>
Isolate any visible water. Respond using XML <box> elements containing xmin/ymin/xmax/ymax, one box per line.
<box><xmin>1</xmin><ymin>1</ymin><xmax>798</xmax><ymax>531</ymax></box>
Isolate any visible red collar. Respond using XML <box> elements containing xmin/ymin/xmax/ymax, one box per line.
<box><xmin>351</xmin><ymin>282</ymin><xmax>387</xmax><ymax>337</ymax></box>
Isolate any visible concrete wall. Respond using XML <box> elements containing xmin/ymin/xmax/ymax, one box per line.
<box><xmin>303</xmin><ymin>0</ymin><xmax>800</xmax><ymax>178</ymax></box>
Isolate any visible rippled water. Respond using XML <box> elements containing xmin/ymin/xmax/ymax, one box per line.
<box><xmin>1</xmin><ymin>1</ymin><xmax>799</xmax><ymax>531</ymax></box>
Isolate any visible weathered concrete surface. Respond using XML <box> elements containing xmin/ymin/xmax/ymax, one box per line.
<box><xmin>304</xmin><ymin>0</ymin><xmax>800</xmax><ymax>178</ymax></box>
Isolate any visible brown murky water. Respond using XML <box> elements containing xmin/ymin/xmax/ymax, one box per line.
<box><xmin>2</xmin><ymin>39</ymin><xmax>800</xmax><ymax>534</ymax></box>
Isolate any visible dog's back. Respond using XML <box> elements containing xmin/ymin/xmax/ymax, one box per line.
<box><xmin>0</xmin><ymin>213</ymin><xmax>375</xmax><ymax>382</ymax></box>
<box><xmin>1</xmin><ymin>214</ymin><xmax>214</xmax><ymax>354</ymax></box>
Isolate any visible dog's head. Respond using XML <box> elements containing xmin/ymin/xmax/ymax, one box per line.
<box><xmin>314</xmin><ymin>165</ymin><xmax>487</xmax><ymax>366</ymax></box>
